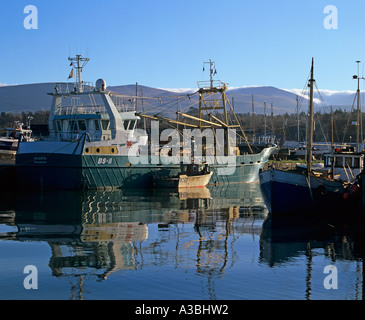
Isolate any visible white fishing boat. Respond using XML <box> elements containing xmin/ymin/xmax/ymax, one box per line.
<box><xmin>0</xmin><ymin>121</ymin><xmax>33</xmax><ymax>160</ymax></box>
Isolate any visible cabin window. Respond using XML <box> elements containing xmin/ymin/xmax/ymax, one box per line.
<box><xmin>335</xmin><ymin>157</ymin><xmax>343</xmax><ymax>167</ymax></box>
<box><xmin>354</xmin><ymin>157</ymin><xmax>360</xmax><ymax>169</ymax></box>
<box><xmin>123</xmin><ymin>121</ymin><xmax>129</xmax><ymax>130</ymax></box>
<box><xmin>101</xmin><ymin>120</ymin><xmax>109</xmax><ymax>130</ymax></box>
<box><xmin>129</xmin><ymin>120</ymin><xmax>136</xmax><ymax>130</ymax></box>
<box><xmin>94</xmin><ymin>120</ymin><xmax>100</xmax><ymax>131</ymax></box>
<box><xmin>78</xmin><ymin>120</ymin><xmax>87</xmax><ymax>131</ymax></box>
<box><xmin>56</xmin><ymin>120</ymin><xmax>62</xmax><ymax>132</ymax></box>
<box><xmin>325</xmin><ymin>157</ymin><xmax>333</xmax><ymax>167</ymax></box>
<box><xmin>345</xmin><ymin>157</ymin><xmax>352</xmax><ymax>168</ymax></box>
<box><xmin>69</xmin><ymin>120</ymin><xmax>77</xmax><ymax>131</ymax></box>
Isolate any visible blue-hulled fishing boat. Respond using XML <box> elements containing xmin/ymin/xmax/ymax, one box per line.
<box><xmin>16</xmin><ymin>56</ymin><xmax>276</xmax><ymax>190</ymax></box>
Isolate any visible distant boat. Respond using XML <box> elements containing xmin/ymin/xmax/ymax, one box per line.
<box><xmin>259</xmin><ymin>59</ymin><xmax>361</xmax><ymax>217</ymax></box>
<box><xmin>0</xmin><ymin>121</ymin><xmax>33</xmax><ymax>161</ymax></box>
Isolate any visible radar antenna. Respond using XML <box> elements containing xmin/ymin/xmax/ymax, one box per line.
<box><xmin>68</xmin><ymin>55</ymin><xmax>90</xmax><ymax>92</ymax></box>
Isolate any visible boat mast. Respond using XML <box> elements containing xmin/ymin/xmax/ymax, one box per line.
<box><xmin>264</xmin><ymin>101</ymin><xmax>267</xmax><ymax>137</ymax></box>
<box><xmin>68</xmin><ymin>54</ymin><xmax>89</xmax><ymax>93</ymax></box>
<box><xmin>296</xmin><ymin>95</ymin><xmax>300</xmax><ymax>144</ymax></box>
<box><xmin>271</xmin><ymin>102</ymin><xmax>274</xmax><ymax>142</ymax></box>
<box><xmin>251</xmin><ymin>95</ymin><xmax>255</xmax><ymax>142</ymax></box>
<box><xmin>196</xmin><ymin>59</ymin><xmax>253</xmax><ymax>154</ymax></box>
<box><xmin>353</xmin><ymin>60</ymin><xmax>363</xmax><ymax>152</ymax></box>
<box><xmin>306</xmin><ymin>58</ymin><xmax>314</xmax><ymax>174</ymax></box>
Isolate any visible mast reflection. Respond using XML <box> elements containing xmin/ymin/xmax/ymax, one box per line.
<box><xmin>0</xmin><ymin>183</ymin><xmax>268</xmax><ymax>299</ymax></box>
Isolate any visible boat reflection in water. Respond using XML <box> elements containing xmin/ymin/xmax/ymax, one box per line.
<box><xmin>3</xmin><ymin>182</ymin><xmax>364</xmax><ymax>300</ymax></box>
<box><xmin>260</xmin><ymin>214</ymin><xmax>365</xmax><ymax>300</ymax></box>
<box><xmin>0</xmin><ymin>182</ymin><xmax>267</xmax><ymax>299</ymax></box>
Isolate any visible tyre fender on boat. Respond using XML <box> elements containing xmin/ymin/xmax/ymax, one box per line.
<box><xmin>317</xmin><ymin>184</ymin><xmax>327</xmax><ymax>196</ymax></box>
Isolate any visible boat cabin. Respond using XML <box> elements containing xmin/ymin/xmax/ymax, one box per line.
<box><xmin>0</xmin><ymin>122</ymin><xmax>33</xmax><ymax>142</ymax></box>
<box><xmin>48</xmin><ymin>82</ymin><xmax>140</xmax><ymax>143</ymax></box>
<box><xmin>323</xmin><ymin>148</ymin><xmax>364</xmax><ymax>181</ymax></box>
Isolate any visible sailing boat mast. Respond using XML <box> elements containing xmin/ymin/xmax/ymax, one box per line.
<box><xmin>251</xmin><ymin>95</ymin><xmax>255</xmax><ymax>142</ymax></box>
<box><xmin>296</xmin><ymin>95</ymin><xmax>300</xmax><ymax>144</ymax></box>
<box><xmin>306</xmin><ymin>58</ymin><xmax>315</xmax><ymax>174</ymax></box>
<box><xmin>354</xmin><ymin>60</ymin><xmax>363</xmax><ymax>152</ymax></box>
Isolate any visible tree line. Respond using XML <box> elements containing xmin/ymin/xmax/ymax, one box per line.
<box><xmin>0</xmin><ymin>111</ymin><xmax>49</xmax><ymax>128</ymax></box>
<box><xmin>235</xmin><ymin>109</ymin><xmax>362</xmax><ymax>145</ymax></box>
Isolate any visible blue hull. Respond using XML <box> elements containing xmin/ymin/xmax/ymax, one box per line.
<box><xmin>259</xmin><ymin>169</ymin><xmax>360</xmax><ymax>218</ymax></box>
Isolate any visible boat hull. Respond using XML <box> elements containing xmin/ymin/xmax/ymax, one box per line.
<box><xmin>259</xmin><ymin>168</ymin><xmax>360</xmax><ymax>217</ymax></box>
<box><xmin>15</xmin><ymin>146</ymin><xmax>276</xmax><ymax>190</ymax></box>
<box><xmin>178</xmin><ymin>172</ymin><xmax>213</xmax><ymax>188</ymax></box>
<box><xmin>156</xmin><ymin>172</ymin><xmax>213</xmax><ymax>189</ymax></box>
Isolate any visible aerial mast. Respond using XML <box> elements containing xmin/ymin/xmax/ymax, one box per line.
<box><xmin>193</xmin><ymin>59</ymin><xmax>253</xmax><ymax>153</ymax></box>
<box><xmin>68</xmin><ymin>54</ymin><xmax>90</xmax><ymax>93</ymax></box>
<box><xmin>203</xmin><ymin>59</ymin><xmax>217</xmax><ymax>89</ymax></box>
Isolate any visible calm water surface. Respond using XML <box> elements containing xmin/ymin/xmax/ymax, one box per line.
<box><xmin>0</xmin><ymin>183</ymin><xmax>364</xmax><ymax>300</ymax></box>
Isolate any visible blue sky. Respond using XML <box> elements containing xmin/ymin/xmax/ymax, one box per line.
<box><xmin>1</xmin><ymin>0</ymin><xmax>364</xmax><ymax>91</ymax></box>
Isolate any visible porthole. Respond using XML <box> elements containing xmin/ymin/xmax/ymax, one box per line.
<box><xmin>96</xmin><ymin>148</ymin><xmax>100</xmax><ymax>153</ymax></box>
<box><xmin>85</xmin><ymin>148</ymin><xmax>89</xmax><ymax>153</ymax></box>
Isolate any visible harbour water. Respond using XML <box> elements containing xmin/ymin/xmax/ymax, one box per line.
<box><xmin>0</xmin><ymin>182</ymin><xmax>364</xmax><ymax>301</ymax></box>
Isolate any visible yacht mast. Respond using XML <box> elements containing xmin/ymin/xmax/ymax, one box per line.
<box><xmin>354</xmin><ymin>60</ymin><xmax>362</xmax><ymax>152</ymax></box>
<box><xmin>251</xmin><ymin>95</ymin><xmax>255</xmax><ymax>142</ymax></box>
<box><xmin>296</xmin><ymin>95</ymin><xmax>300</xmax><ymax>144</ymax></box>
<box><xmin>306</xmin><ymin>58</ymin><xmax>314</xmax><ymax>173</ymax></box>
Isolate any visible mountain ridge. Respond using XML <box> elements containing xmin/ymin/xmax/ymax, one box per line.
<box><xmin>0</xmin><ymin>82</ymin><xmax>358</xmax><ymax>115</ymax></box>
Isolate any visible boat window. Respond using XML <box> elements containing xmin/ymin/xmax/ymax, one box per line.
<box><xmin>324</xmin><ymin>156</ymin><xmax>330</xmax><ymax>166</ymax></box>
<box><xmin>335</xmin><ymin>156</ymin><xmax>343</xmax><ymax>167</ymax></box>
<box><xmin>78</xmin><ymin>120</ymin><xmax>87</xmax><ymax>131</ymax></box>
<box><xmin>69</xmin><ymin>120</ymin><xmax>77</xmax><ymax>131</ymax></box>
<box><xmin>354</xmin><ymin>157</ymin><xmax>360</xmax><ymax>169</ymax></box>
<box><xmin>94</xmin><ymin>120</ymin><xmax>100</xmax><ymax>131</ymax></box>
<box><xmin>129</xmin><ymin>120</ymin><xmax>136</xmax><ymax>130</ymax></box>
<box><xmin>56</xmin><ymin>120</ymin><xmax>62</xmax><ymax>132</ymax></box>
<box><xmin>345</xmin><ymin>157</ymin><xmax>352</xmax><ymax>168</ymax></box>
<box><xmin>123</xmin><ymin>121</ymin><xmax>130</xmax><ymax>130</ymax></box>
<box><xmin>101</xmin><ymin>120</ymin><xmax>109</xmax><ymax>130</ymax></box>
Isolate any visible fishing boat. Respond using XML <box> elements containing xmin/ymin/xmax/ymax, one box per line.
<box><xmin>259</xmin><ymin>59</ymin><xmax>361</xmax><ymax>217</ymax></box>
<box><xmin>15</xmin><ymin>56</ymin><xmax>276</xmax><ymax>190</ymax></box>
<box><xmin>0</xmin><ymin>121</ymin><xmax>33</xmax><ymax>160</ymax></box>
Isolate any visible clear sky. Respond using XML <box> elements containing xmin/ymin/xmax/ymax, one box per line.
<box><xmin>1</xmin><ymin>0</ymin><xmax>364</xmax><ymax>92</ymax></box>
